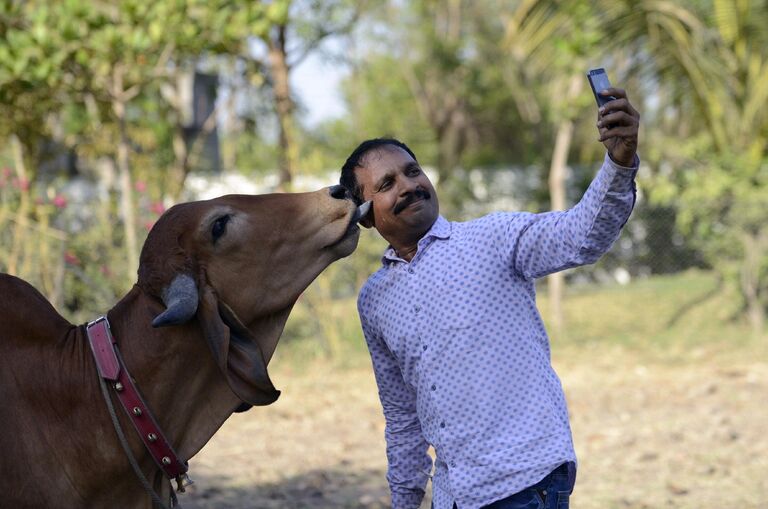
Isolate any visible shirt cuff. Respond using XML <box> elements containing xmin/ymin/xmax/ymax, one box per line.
<box><xmin>606</xmin><ymin>151</ymin><xmax>640</xmax><ymax>171</ymax></box>
<box><xmin>603</xmin><ymin>152</ymin><xmax>639</xmax><ymax>193</ymax></box>
<box><xmin>390</xmin><ymin>489</ymin><xmax>426</xmax><ymax>509</ymax></box>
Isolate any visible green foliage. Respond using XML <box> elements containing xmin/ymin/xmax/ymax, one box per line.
<box><xmin>1</xmin><ymin>0</ymin><xmax>766</xmax><ymax>334</ymax></box>
<box><xmin>280</xmin><ymin>268</ymin><xmax>765</xmax><ymax>365</ymax></box>
<box><xmin>546</xmin><ymin>269</ymin><xmax>763</xmax><ymax>348</ymax></box>
<box><xmin>282</xmin><ymin>228</ymin><xmax>388</xmax><ymax>359</ymax></box>
<box><xmin>338</xmin><ymin>54</ymin><xmax>437</xmax><ymax>160</ymax></box>
<box><xmin>0</xmin><ymin>0</ymin><xmax>279</xmax><ymax>312</ymax></box>
<box><xmin>625</xmin><ymin>0</ymin><xmax>768</xmax><ymax>326</ymax></box>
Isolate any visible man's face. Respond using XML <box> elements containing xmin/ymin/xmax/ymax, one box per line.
<box><xmin>354</xmin><ymin>145</ymin><xmax>439</xmax><ymax>247</ymax></box>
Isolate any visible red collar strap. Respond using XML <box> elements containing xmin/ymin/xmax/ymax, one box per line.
<box><xmin>86</xmin><ymin>317</ymin><xmax>188</xmax><ymax>481</ymax></box>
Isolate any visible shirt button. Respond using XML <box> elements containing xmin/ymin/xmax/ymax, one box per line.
<box><xmin>408</xmin><ymin>268</ymin><xmax>415</xmax><ymax>274</ymax></box>
<box><xmin>422</xmin><ymin>344</ymin><xmax>428</xmax><ymax>351</ymax></box>
<box><xmin>431</xmin><ymin>384</ymin><xmax>436</xmax><ymax>391</ymax></box>
<box><xmin>440</xmin><ymin>421</ymin><xmax>445</xmax><ymax>428</ymax></box>
<box><xmin>450</xmin><ymin>461</ymin><xmax>456</xmax><ymax>468</ymax></box>
<box><xmin>414</xmin><ymin>305</ymin><xmax>421</xmax><ymax>313</ymax></box>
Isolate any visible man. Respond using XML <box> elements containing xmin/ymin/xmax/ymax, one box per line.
<box><xmin>339</xmin><ymin>88</ymin><xmax>640</xmax><ymax>509</ymax></box>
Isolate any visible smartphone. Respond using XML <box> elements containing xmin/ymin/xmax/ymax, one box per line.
<box><xmin>587</xmin><ymin>68</ymin><xmax>616</xmax><ymax>107</ymax></box>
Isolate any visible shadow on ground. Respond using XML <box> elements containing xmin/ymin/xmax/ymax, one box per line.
<box><xmin>182</xmin><ymin>466</ymin><xmax>396</xmax><ymax>509</ymax></box>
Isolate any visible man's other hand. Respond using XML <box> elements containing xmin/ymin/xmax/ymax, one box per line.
<box><xmin>597</xmin><ymin>88</ymin><xmax>640</xmax><ymax>167</ymax></box>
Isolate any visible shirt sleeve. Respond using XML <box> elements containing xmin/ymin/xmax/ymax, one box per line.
<box><xmin>358</xmin><ymin>287</ymin><xmax>432</xmax><ymax>509</ymax></box>
<box><xmin>498</xmin><ymin>152</ymin><xmax>638</xmax><ymax>279</ymax></box>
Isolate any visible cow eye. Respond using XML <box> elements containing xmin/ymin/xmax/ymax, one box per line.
<box><xmin>211</xmin><ymin>215</ymin><xmax>230</xmax><ymax>243</ymax></box>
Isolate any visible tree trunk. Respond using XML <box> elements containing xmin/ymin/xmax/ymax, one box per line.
<box><xmin>546</xmin><ymin>75</ymin><xmax>582</xmax><ymax>338</ymax></box>
<box><xmin>268</xmin><ymin>25</ymin><xmax>296</xmax><ymax>191</ymax></box>
<box><xmin>109</xmin><ymin>64</ymin><xmax>141</xmax><ymax>286</ymax></box>
<box><xmin>7</xmin><ymin>134</ymin><xmax>30</xmax><ymax>277</ymax></box>
<box><xmin>114</xmin><ymin>100</ymin><xmax>139</xmax><ymax>285</ymax></box>
<box><xmin>168</xmin><ymin>125</ymin><xmax>189</xmax><ymax>202</ymax></box>
<box><xmin>741</xmin><ymin>231</ymin><xmax>766</xmax><ymax>336</ymax></box>
<box><xmin>436</xmin><ymin>108</ymin><xmax>470</xmax><ymax>214</ymax></box>
<box><xmin>547</xmin><ymin>118</ymin><xmax>573</xmax><ymax>338</ymax></box>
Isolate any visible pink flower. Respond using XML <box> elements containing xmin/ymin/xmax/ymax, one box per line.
<box><xmin>150</xmin><ymin>202</ymin><xmax>165</xmax><ymax>215</ymax></box>
<box><xmin>135</xmin><ymin>180</ymin><xmax>147</xmax><ymax>193</ymax></box>
<box><xmin>52</xmin><ymin>194</ymin><xmax>67</xmax><ymax>209</ymax></box>
<box><xmin>12</xmin><ymin>178</ymin><xmax>30</xmax><ymax>191</ymax></box>
<box><xmin>2</xmin><ymin>167</ymin><xmax>11</xmax><ymax>178</ymax></box>
<box><xmin>144</xmin><ymin>220</ymin><xmax>155</xmax><ymax>231</ymax></box>
<box><xmin>100</xmin><ymin>265</ymin><xmax>112</xmax><ymax>277</ymax></box>
<box><xmin>64</xmin><ymin>251</ymin><xmax>80</xmax><ymax>266</ymax></box>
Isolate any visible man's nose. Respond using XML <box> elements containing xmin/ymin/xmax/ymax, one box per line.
<box><xmin>399</xmin><ymin>177</ymin><xmax>421</xmax><ymax>195</ymax></box>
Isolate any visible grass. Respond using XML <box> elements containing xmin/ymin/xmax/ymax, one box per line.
<box><xmin>276</xmin><ymin>269</ymin><xmax>766</xmax><ymax>368</ymax></box>
<box><xmin>542</xmin><ymin>270</ymin><xmax>766</xmax><ymax>361</ymax></box>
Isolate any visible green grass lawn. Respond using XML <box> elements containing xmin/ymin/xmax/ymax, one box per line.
<box><xmin>279</xmin><ymin>269</ymin><xmax>765</xmax><ymax>367</ymax></box>
<box><xmin>541</xmin><ymin>269</ymin><xmax>754</xmax><ymax>344</ymax></box>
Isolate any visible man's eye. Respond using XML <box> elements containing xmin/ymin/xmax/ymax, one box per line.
<box><xmin>379</xmin><ymin>181</ymin><xmax>392</xmax><ymax>191</ymax></box>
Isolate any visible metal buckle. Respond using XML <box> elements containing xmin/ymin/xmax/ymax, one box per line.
<box><xmin>175</xmin><ymin>473</ymin><xmax>194</xmax><ymax>492</ymax></box>
<box><xmin>87</xmin><ymin>315</ymin><xmax>110</xmax><ymax>330</ymax></box>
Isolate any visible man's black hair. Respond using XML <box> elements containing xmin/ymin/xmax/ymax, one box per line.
<box><xmin>339</xmin><ymin>138</ymin><xmax>418</xmax><ymax>205</ymax></box>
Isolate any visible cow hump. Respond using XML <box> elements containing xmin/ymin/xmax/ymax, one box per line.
<box><xmin>0</xmin><ymin>273</ymin><xmax>73</xmax><ymax>346</ymax></box>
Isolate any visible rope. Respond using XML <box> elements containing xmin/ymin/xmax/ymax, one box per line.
<box><xmin>97</xmin><ymin>374</ymin><xmax>177</xmax><ymax>509</ymax></box>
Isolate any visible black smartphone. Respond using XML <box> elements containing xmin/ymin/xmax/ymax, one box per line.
<box><xmin>587</xmin><ymin>68</ymin><xmax>616</xmax><ymax>107</ymax></box>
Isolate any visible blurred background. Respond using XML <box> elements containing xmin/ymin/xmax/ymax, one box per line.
<box><xmin>1</xmin><ymin>1</ymin><xmax>766</xmax><ymax>508</ymax></box>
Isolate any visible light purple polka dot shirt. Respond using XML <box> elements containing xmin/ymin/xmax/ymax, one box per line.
<box><xmin>357</xmin><ymin>154</ymin><xmax>639</xmax><ymax>509</ymax></box>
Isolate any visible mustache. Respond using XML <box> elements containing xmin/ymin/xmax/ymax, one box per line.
<box><xmin>393</xmin><ymin>189</ymin><xmax>431</xmax><ymax>215</ymax></box>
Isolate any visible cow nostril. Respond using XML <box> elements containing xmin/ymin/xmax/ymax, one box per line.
<box><xmin>329</xmin><ymin>184</ymin><xmax>349</xmax><ymax>200</ymax></box>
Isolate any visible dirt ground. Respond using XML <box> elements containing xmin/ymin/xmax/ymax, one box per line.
<box><xmin>182</xmin><ymin>344</ymin><xmax>768</xmax><ymax>509</ymax></box>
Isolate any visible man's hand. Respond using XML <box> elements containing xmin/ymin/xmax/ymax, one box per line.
<box><xmin>597</xmin><ymin>88</ymin><xmax>640</xmax><ymax>167</ymax></box>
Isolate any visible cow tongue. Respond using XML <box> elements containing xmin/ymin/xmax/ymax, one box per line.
<box><xmin>353</xmin><ymin>201</ymin><xmax>371</xmax><ymax>224</ymax></box>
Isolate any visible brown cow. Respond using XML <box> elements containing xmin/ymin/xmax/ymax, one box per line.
<box><xmin>0</xmin><ymin>186</ymin><xmax>367</xmax><ymax>508</ymax></box>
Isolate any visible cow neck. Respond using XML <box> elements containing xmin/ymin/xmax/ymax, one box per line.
<box><xmin>86</xmin><ymin>316</ymin><xmax>188</xmax><ymax>500</ymax></box>
<box><xmin>104</xmin><ymin>286</ymin><xmax>241</xmax><ymax>460</ymax></box>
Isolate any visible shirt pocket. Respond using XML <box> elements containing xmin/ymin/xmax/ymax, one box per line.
<box><xmin>429</xmin><ymin>269</ymin><xmax>484</xmax><ymax>331</ymax></box>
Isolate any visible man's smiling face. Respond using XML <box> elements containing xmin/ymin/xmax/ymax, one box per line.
<box><xmin>354</xmin><ymin>145</ymin><xmax>439</xmax><ymax>251</ymax></box>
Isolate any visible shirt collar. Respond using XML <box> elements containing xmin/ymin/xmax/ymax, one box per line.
<box><xmin>381</xmin><ymin>215</ymin><xmax>452</xmax><ymax>265</ymax></box>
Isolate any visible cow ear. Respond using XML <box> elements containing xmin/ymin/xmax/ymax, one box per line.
<box><xmin>196</xmin><ymin>282</ymin><xmax>280</xmax><ymax>409</ymax></box>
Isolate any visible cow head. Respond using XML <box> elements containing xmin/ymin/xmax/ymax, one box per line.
<box><xmin>137</xmin><ymin>186</ymin><xmax>368</xmax><ymax>410</ymax></box>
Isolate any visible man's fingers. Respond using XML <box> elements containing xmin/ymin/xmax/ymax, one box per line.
<box><xmin>598</xmin><ymin>95</ymin><xmax>640</xmax><ymax>122</ymax></box>
<box><xmin>598</xmin><ymin>125</ymin><xmax>637</xmax><ymax>142</ymax></box>
<box><xmin>594</xmin><ymin>88</ymin><xmax>640</xmax><ymax>144</ymax></box>
<box><xmin>597</xmin><ymin>110</ymin><xmax>637</xmax><ymax>128</ymax></box>
<box><xmin>598</xmin><ymin>97</ymin><xmax>630</xmax><ymax>115</ymax></box>
<box><xmin>600</xmin><ymin>87</ymin><xmax>626</xmax><ymax>99</ymax></box>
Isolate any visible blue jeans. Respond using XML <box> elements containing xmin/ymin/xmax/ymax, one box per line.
<box><xmin>450</xmin><ymin>462</ymin><xmax>577</xmax><ymax>509</ymax></box>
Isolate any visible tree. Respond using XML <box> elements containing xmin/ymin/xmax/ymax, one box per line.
<box><xmin>248</xmin><ymin>0</ymin><xmax>362</xmax><ymax>190</ymax></box>
<box><xmin>0</xmin><ymin>1</ymin><xmax>77</xmax><ymax>292</ymax></box>
<box><xmin>340</xmin><ymin>1</ymin><xmax>535</xmax><ymax>213</ymax></box>
<box><xmin>0</xmin><ymin>1</ymin><xmax>276</xmax><ymax>291</ymax></box>
<box><xmin>601</xmin><ymin>0</ymin><xmax>768</xmax><ymax>333</ymax></box>
<box><xmin>500</xmin><ymin>1</ymin><xmax>603</xmax><ymax>336</ymax></box>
